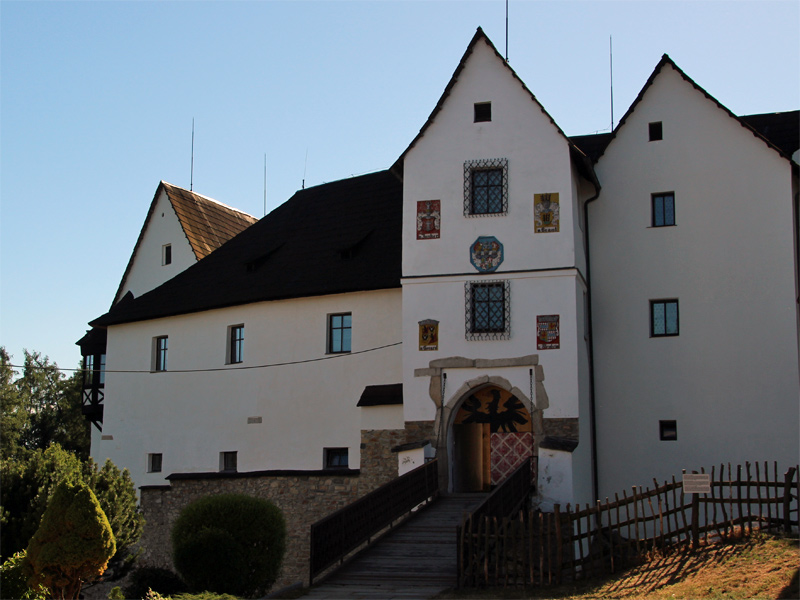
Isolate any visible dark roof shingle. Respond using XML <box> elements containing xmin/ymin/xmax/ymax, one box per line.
<box><xmin>94</xmin><ymin>170</ymin><xmax>402</xmax><ymax>327</ymax></box>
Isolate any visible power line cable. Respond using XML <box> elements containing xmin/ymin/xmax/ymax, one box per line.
<box><xmin>7</xmin><ymin>341</ymin><xmax>402</xmax><ymax>375</ymax></box>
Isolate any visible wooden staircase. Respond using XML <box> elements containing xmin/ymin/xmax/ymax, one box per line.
<box><xmin>302</xmin><ymin>493</ymin><xmax>487</xmax><ymax>599</ymax></box>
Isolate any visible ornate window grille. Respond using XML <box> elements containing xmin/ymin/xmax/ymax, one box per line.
<box><xmin>465</xmin><ymin>280</ymin><xmax>511</xmax><ymax>340</ymax></box>
<box><xmin>464</xmin><ymin>158</ymin><xmax>508</xmax><ymax>216</ymax></box>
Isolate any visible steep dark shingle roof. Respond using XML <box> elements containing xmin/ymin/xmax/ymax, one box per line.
<box><xmin>112</xmin><ymin>182</ymin><xmax>257</xmax><ymax>304</ymax></box>
<box><xmin>93</xmin><ymin>170</ymin><xmax>402</xmax><ymax>327</ymax></box>
<box><xmin>740</xmin><ymin>111</ymin><xmax>799</xmax><ymax>158</ymax></box>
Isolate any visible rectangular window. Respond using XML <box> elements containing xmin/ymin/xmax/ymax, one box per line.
<box><xmin>652</xmin><ymin>192</ymin><xmax>675</xmax><ymax>227</ymax></box>
<box><xmin>328</xmin><ymin>313</ymin><xmax>352</xmax><ymax>354</ymax></box>
<box><xmin>324</xmin><ymin>448</ymin><xmax>349</xmax><ymax>469</ymax></box>
<box><xmin>464</xmin><ymin>158</ymin><xmax>508</xmax><ymax>216</ymax></box>
<box><xmin>162</xmin><ymin>244</ymin><xmax>172</xmax><ymax>266</ymax></box>
<box><xmin>649</xmin><ymin>121</ymin><xmax>663</xmax><ymax>141</ymax></box>
<box><xmin>220</xmin><ymin>451</ymin><xmax>238</xmax><ymax>472</ymax></box>
<box><xmin>659</xmin><ymin>420</ymin><xmax>677</xmax><ymax>441</ymax></box>
<box><xmin>148</xmin><ymin>453</ymin><xmax>163</xmax><ymax>473</ymax></box>
<box><xmin>651</xmin><ymin>300</ymin><xmax>679</xmax><ymax>337</ymax></box>
<box><xmin>474</xmin><ymin>102</ymin><xmax>492</xmax><ymax>122</ymax></box>
<box><xmin>228</xmin><ymin>325</ymin><xmax>244</xmax><ymax>364</ymax></box>
<box><xmin>465</xmin><ymin>280</ymin><xmax>510</xmax><ymax>340</ymax></box>
<box><xmin>84</xmin><ymin>354</ymin><xmax>95</xmax><ymax>386</ymax></box>
<box><xmin>154</xmin><ymin>336</ymin><xmax>168</xmax><ymax>371</ymax></box>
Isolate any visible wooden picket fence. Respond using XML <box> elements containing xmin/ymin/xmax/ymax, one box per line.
<box><xmin>458</xmin><ymin>462</ymin><xmax>799</xmax><ymax>588</ymax></box>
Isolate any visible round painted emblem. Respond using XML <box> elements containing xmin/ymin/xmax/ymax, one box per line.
<box><xmin>470</xmin><ymin>236</ymin><xmax>503</xmax><ymax>272</ymax></box>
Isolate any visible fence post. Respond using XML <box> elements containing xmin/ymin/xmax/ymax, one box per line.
<box><xmin>554</xmin><ymin>504</ymin><xmax>562</xmax><ymax>584</ymax></box>
<box><xmin>691</xmin><ymin>492</ymin><xmax>700</xmax><ymax>550</ymax></box>
<box><xmin>784</xmin><ymin>467</ymin><xmax>797</xmax><ymax>533</ymax></box>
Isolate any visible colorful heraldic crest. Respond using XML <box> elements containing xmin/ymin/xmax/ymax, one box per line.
<box><xmin>536</xmin><ymin>314</ymin><xmax>560</xmax><ymax>349</ymax></box>
<box><xmin>470</xmin><ymin>236</ymin><xmax>503</xmax><ymax>272</ymax></box>
<box><xmin>534</xmin><ymin>193</ymin><xmax>560</xmax><ymax>233</ymax></box>
<box><xmin>416</xmin><ymin>200</ymin><xmax>441</xmax><ymax>240</ymax></box>
<box><xmin>418</xmin><ymin>319</ymin><xmax>439</xmax><ymax>351</ymax></box>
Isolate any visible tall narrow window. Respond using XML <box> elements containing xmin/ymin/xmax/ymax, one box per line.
<box><xmin>162</xmin><ymin>244</ymin><xmax>172</xmax><ymax>265</ymax></box>
<box><xmin>229</xmin><ymin>325</ymin><xmax>244</xmax><ymax>364</ymax></box>
<box><xmin>84</xmin><ymin>354</ymin><xmax>95</xmax><ymax>386</ymax></box>
<box><xmin>651</xmin><ymin>300</ymin><xmax>679</xmax><ymax>337</ymax></box>
<box><xmin>328</xmin><ymin>313</ymin><xmax>352</xmax><ymax>354</ymax></box>
<box><xmin>154</xmin><ymin>336</ymin><xmax>168</xmax><ymax>371</ymax></box>
<box><xmin>652</xmin><ymin>192</ymin><xmax>675</xmax><ymax>227</ymax></box>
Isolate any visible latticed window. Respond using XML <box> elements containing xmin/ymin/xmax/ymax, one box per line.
<box><xmin>465</xmin><ymin>280</ymin><xmax>511</xmax><ymax>340</ymax></box>
<box><xmin>154</xmin><ymin>336</ymin><xmax>168</xmax><ymax>372</ymax></box>
<box><xmin>464</xmin><ymin>158</ymin><xmax>508</xmax><ymax>216</ymax></box>
<box><xmin>328</xmin><ymin>313</ymin><xmax>352</xmax><ymax>353</ymax></box>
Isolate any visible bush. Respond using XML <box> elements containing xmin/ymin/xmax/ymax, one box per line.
<box><xmin>124</xmin><ymin>566</ymin><xmax>187</xmax><ymax>599</ymax></box>
<box><xmin>0</xmin><ymin>551</ymin><xmax>48</xmax><ymax>600</ymax></box>
<box><xmin>171</xmin><ymin>494</ymin><xmax>286</xmax><ymax>597</ymax></box>
<box><xmin>26</xmin><ymin>481</ymin><xmax>116</xmax><ymax>599</ymax></box>
<box><xmin>0</xmin><ymin>443</ymin><xmax>143</xmax><ymax>562</ymax></box>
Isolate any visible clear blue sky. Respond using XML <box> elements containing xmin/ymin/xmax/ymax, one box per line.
<box><xmin>1</xmin><ymin>0</ymin><xmax>798</xmax><ymax>373</ymax></box>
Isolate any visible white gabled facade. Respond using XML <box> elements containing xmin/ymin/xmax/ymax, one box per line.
<box><xmin>115</xmin><ymin>186</ymin><xmax>198</xmax><ymax>303</ymax></box>
<box><xmin>83</xmin><ymin>30</ymin><xmax>798</xmax><ymax>530</ymax></box>
<box><xmin>399</xmin><ymin>36</ymin><xmax>596</xmax><ymax>506</ymax></box>
<box><xmin>589</xmin><ymin>60</ymin><xmax>800</xmax><ymax>497</ymax></box>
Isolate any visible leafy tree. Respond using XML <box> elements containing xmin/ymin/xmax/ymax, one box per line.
<box><xmin>25</xmin><ymin>480</ymin><xmax>116</xmax><ymax>599</ymax></box>
<box><xmin>0</xmin><ymin>551</ymin><xmax>48</xmax><ymax>600</ymax></box>
<box><xmin>1</xmin><ymin>444</ymin><xmax>143</xmax><ymax>562</ymax></box>
<box><xmin>172</xmin><ymin>494</ymin><xmax>286</xmax><ymax>597</ymax></box>
<box><xmin>0</xmin><ymin>348</ymin><xmax>89</xmax><ymax>462</ymax></box>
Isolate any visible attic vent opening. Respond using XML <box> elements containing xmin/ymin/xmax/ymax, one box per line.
<box><xmin>649</xmin><ymin>121</ymin><xmax>663</xmax><ymax>141</ymax></box>
<box><xmin>244</xmin><ymin>243</ymin><xmax>284</xmax><ymax>273</ymax></box>
<box><xmin>338</xmin><ymin>230</ymin><xmax>373</xmax><ymax>260</ymax></box>
<box><xmin>474</xmin><ymin>102</ymin><xmax>492</xmax><ymax>123</ymax></box>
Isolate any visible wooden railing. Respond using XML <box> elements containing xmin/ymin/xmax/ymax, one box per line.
<box><xmin>458</xmin><ymin>461</ymin><xmax>799</xmax><ymax>588</ymax></box>
<box><xmin>456</xmin><ymin>457</ymin><xmax>533</xmax><ymax>584</ymax></box>
<box><xmin>309</xmin><ymin>459</ymin><xmax>439</xmax><ymax>584</ymax></box>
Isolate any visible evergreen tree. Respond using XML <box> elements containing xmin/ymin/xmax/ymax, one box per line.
<box><xmin>25</xmin><ymin>481</ymin><xmax>116</xmax><ymax>600</ymax></box>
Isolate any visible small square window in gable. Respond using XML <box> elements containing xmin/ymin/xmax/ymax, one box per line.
<box><xmin>659</xmin><ymin>420</ymin><xmax>677</xmax><ymax>441</ymax></box>
<box><xmin>649</xmin><ymin>121</ymin><xmax>663</xmax><ymax>141</ymax></box>
<box><xmin>474</xmin><ymin>102</ymin><xmax>492</xmax><ymax>123</ymax></box>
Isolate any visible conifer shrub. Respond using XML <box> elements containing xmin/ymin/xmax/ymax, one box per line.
<box><xmin>25</xmin><ymin>480</ymin><xmax>116</xmax><ymax>599</ymax></box>
<box><xmin>171</xmin><ymin>493</ymin><xmax>286</xmax><ymax>597</ymax></box>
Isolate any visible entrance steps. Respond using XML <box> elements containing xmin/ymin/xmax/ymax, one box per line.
<box><xmin>301</xmin><ymin>493</ymin><xmax>486</xmax><ymax>599</ymax></box>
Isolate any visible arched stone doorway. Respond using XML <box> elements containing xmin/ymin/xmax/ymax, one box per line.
<box><xmin>450</xmin><ymin>385</ymin><xmax>534</xmax><ymax>492</ymax></box>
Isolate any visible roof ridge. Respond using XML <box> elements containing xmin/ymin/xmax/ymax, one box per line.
<box><xmin>160</xmin><ymin>181</ymin><xmax>257</xmax><ymax>221</ymax></box>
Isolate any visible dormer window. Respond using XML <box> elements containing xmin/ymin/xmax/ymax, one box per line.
<box><xmin>162</xmin><ymin>244</ymin><xmax>172</xmax><ymax>266</ymax></box>
<box><xmin>474</xmin><ymin>102</ymin><xmax>492</xmax><ymax>122</ymax></box>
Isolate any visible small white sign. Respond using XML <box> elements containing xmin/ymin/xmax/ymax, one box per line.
<box><xmin>683</xmin><ymin>473</ymin><xmax>711</xmax><ymax>494</ymax></box>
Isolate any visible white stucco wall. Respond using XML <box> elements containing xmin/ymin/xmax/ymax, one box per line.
<box><xmin>401</xmin><ymin>41</ymin><xmax>580</xmax><ymax>279</ymax></box>
<box><xmin>94</xmin><ymin>288</ymin><xmax>402</xmax><ymax>488</ymax></box>
<box><xmin>590</xmin><ymin>64</ymin><xmax>800</xmax><ymax>497</ymax></box>
<box><xmin>117</xmin><ymin>189</ymin><xmax>197</xmax><ymax>302</ymax></box>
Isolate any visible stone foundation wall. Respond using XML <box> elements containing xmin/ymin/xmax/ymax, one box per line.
<box><xmin>542</xmin><ymin>417</ymin><xmax>579</xmax><ymax>441</ymax></box>
<box><xmin>139</xmin><ymin>471</ymin><xmax>361</xmax><ymax>590</ymax></box>
<box><xmin>359</xmin><ymin>420</ymin><xmax>436</xmax><ymax>492</ymax></box>
<box><xmin>138</xmin><ymin>421</ymin><xmax>436</xmax><ymax>592</ymax></box>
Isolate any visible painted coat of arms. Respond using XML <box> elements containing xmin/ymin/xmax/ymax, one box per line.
<box><xmin>418</xmin><ymin>319</ymin><xmax>439</xmax><ymax>351</ymax></box>
<box><xmin>534</xmin><ymin>193</ymin><xmax>560</xmax><ymax>233</ymax></box>
<box><xmin>416</xmin><ymin>200</ymin><xmax>441</xmax><ymax>239</ymax></box>
<box><xmin>536</xmin><ymin>314</ymin><xmax>560</xmax><ymax>349</ymax></box>
<box><xmin>470</xmin><ymin>236</ymin><xmax>503</xmax><ymax>272</ymax></box>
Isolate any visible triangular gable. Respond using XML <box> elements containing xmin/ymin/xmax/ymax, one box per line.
<box><xmin>597</xmin><ymin>54</ymin><xmax>796</xmax><ymax>164</ymax></box>
<box><xmin>390</xmin><ymin>27</ymin><xmax>599</xmax><ymax>190</ymax></box>
<box><xmin>111</xmin><ymin>182</ymin><xmax>257</xmax><ymax>305</ymax></box>
<box><xmin>161</xmin><ymin>182</ymin><xmax>259</xmax><ymax>261</ymax></box>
